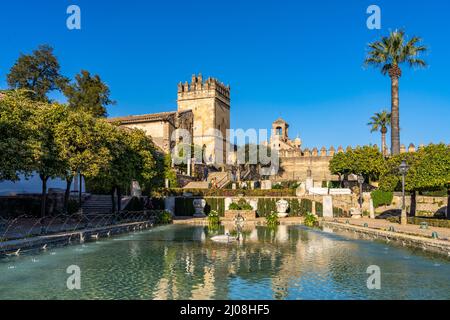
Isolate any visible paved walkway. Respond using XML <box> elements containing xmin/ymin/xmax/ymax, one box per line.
<box><xmin>325</xmin><ymin>217</ymin><xmax>450</xmax><ymax>241</ymax></box>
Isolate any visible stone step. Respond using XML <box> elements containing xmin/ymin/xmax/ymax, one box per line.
<box><xmin>183</xmin><ymin>181</ymin><xmax>210</xmax><ymax>189</ymax></box>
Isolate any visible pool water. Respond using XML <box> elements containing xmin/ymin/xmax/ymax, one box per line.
<box><xmin>1</xmin><ymin>224</ymin><xmax>449</xmax><ymax>300</ymax></box>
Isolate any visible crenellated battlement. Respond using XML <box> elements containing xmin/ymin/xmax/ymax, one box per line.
<box><xmin>278</xmin><ymin>143</ymin><xmax>421</xmax><ymax>158</ymax></box>
<box><xmin>177</xmin><ymin>73</ymin><xmax>230</xmax><ymax>100</ymax></box>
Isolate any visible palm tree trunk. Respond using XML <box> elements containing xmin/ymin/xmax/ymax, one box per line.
<box><xmin>381</xmin><ymin>131</ymin><xmax>387</xmax><ymax>157</ymax></box>
<box><xmin>391</xmin><ymin>75</ymin><xmax>400</xmax><ymax>155</ymax></box>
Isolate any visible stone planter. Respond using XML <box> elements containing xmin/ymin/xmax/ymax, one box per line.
<box><xmin>350</xmin><ymin>207</ymin><xmax>362</xmax><ymax>219</ymax></box>
<box><xmin>276</xmin><ymin>199</ymin><xmax>289</xmax><ymax>218</ymax></box>
<box><xmin>193</xmin><ymin>199</ymin><xmax>206</xmax><ymax>217</ymax></box>
<box><xmin>224</xmin><ymin>210</ymin><xmax>256</xmax><ymax>221</ymax></box>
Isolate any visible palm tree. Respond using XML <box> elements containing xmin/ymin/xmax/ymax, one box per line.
<box><xmin>368</xmin><ymin>111</ymin><xmax>391</xmax><ymax>157</ymax></box>
<box><xmin>365</xmin><ymin>30</ymin><xmax>427</xmax><ymax>155</ymax></box>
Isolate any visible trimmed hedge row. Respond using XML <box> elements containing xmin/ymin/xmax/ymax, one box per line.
<box><xmin>316</xmin><ymin>202</ymin><xmax>323</xmax><ymax>217</ymax></box>
<box><xmin>174</xmin><ymin>197</ymin><xmax>317</xmax><ymax>218</ymax></box>
<box><xmin>386</xmin><ymin>216</ymin><xmax>450</xmax><ymax>228</ymax></box>
<box><xmin>163</xmin><ymin>188</ymin><xmax>296</xmax><ymax>197</ymax></box>
<box><xmin>371</xmin><ymin>190</ymin><xmax>393</xmax><ymax>208</ymax></box>
<box><xmin>174</xmin><ymin>197</ymin><xmax>225</xmax><ymax>217</ymax></box>
<box><xmin>333</xmin><ymin>207</ymin><xmax>350</xmax><ymax>218</ymax></box>
<box><xmin>256</xmin><ymin>198</ymin><xmax>314</xmax><ymax>217</ymax></box>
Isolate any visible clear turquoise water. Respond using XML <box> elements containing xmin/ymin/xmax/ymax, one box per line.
<box><xmin>0</xmin><ymin>224</ymin><xmax>449</xmax><ymax>300</ymax></box>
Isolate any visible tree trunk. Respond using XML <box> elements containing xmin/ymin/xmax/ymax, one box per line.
<box><xmin>447</xmin><ymin>188</ymin><xmax>450</xmax><ymax>220</ymax></box>
<box><xmin>381</xmin><ymin>131</ymin><xmax>387</xmax><ymax>157</ymax></box>
<box><xmin>117</xmin><ymin>187</ymin><xmax>122</xmax><ymax>212</ymax></box>
<box><xmin>390</xmin><ymin>75</ymin><xmax>400</xmax><ymax>155</ymax></box>
<box><xmin>64</xmin><ymin>175</ymin><xmax>73</xmax><ymax>214</ymax></box>
<box><xmin>78</xmin><ymin>173</ymin><xmax>83</xmax><ymax>209</ymax></box>
<box><xmin>111</xmin><ymin>187</ymin><xmax>116</xmax><ymax>213</ymax></box>
<box><xmin>410</xmin><ymin>190</ymin><xmax>416</xmax><ymax>217</ymax></box>
<box><xmin>40</xmin><ymin>175</ymin><xmax>49</xmax><ymax>218</ymax></box>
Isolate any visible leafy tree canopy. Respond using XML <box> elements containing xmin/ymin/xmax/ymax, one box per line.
<box><xmin>329</xmin><ymin>145</ymin><xmax>385</xmax><ymax>182</ymax></box>
<box><xmin>63</xmin><ymin>70</ymin><xmax>115</xmax><ymax>117</ymax></box>
<box><xmin>0</xmin><ymin>90</ymin><xmax>35</xmax><ymax>181</ymax></box>
<box><xmin>7</xmin><ymin>45</ymin><xmax>67</xmax><ymax>102</ymax></box>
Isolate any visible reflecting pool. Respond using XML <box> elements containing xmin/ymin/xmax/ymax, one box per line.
<box><xmin>1</xmin><ymin>224</ymin><xmax>449</xmax><ymax>300</ymax></box>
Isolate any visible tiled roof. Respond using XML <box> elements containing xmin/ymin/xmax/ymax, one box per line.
<box><xmin>108</xmin><ymin>109</ymin><xmax>192</xmax><ymax>125</ymax></box>
<box><xmin>108</xmin><ymin>111</ymin><xmax>176</xmax><ymax>124</ymax></box>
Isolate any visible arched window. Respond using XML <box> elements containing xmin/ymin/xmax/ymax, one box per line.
<box><xmin>276</xmin><ymin>126</ymin><xmax>283</xmax><ymax>136</ymax></box>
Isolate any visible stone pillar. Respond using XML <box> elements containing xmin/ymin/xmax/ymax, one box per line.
<box><xmin>369</xmin><ymin>199</ymin><xmax>375</xmax><ymax>219</ymax></box>
<box><xmin>187</xmin><ymin>158</ymin><xmax>191</xmax><ymax>176</ymax></box>
<box><xmin>323</xmin><ymin>196</ymin><xmax>333</xmax><ymax>218</ymax></box>
<box><xmin>224</xmin><ymin>197</ymin><xmax>233</xmax><ymax>211</ymax></box>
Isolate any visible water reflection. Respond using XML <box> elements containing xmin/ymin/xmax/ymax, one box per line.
<box><xmin>1</xmin><ymin>224</ymin><xmax>449</xmax><ymax>300</ymax></box>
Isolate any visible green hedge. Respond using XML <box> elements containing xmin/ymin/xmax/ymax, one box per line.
<box><xmin>174</xmin><ymin>197</ymin><xmax>225</xmax><ymax>216</ymax></box>
<box><xmin>173</xmin><ymin>197</ymin><xmax>321</xmax><ymax>218</ymax></box>
<box><xmin>387</xmin><ymin>216</ymin><xmax>450</xmax><ymax>228</ymax></box>
<box><xmin>316</xmin><ymin>202</ymin><xmax>323</xmax><ymax>217</ymax></box>
<box><xmin>256</xmin><ymin>198</ymin><xmax>313</xmax><ymax>217</ymax></box>
<box><xmin>371</xmin><ymin>190</ymin><xmax>393</xmax><ymax>208</ymax></box>
<box><xmin>333</xmin><ymin>207</ymin><xmax>350</xmax><ymax>218</ymax></box>
<box><xmin>163</xmin><ymin>188</ymin><xmax>296</xmax><ymax>197</ymax></box>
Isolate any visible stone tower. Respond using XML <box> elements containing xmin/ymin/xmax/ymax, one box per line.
<box><xmin>177</xmin><ymin>74</ymin><xmax>230</xmax><ymax>165</ymax></box>
<box><xmin>272</xmin><ymin>118</ymin><xmax>289</xmax><ymax>144</ymax></box>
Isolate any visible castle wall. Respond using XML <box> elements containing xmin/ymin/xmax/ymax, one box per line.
<box><xmin>273</xmin><ymin>156</ymin><xmax>336</xmax><ymax>183</ymax></box>
<box><xmin>122</xmin><ymin>121</ymin><xmax>173</xmax><ymax>153</ymax></box>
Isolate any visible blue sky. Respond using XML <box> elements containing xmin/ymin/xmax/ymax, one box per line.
<box><xmin>0</xmin><ymin>0</ymin><xmax>449</xmax><ymax>149</ymax></box>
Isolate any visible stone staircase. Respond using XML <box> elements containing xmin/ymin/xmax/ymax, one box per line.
<box><xmin>183</xmin><ymin>181</ymin><xmax>210</xmax><ymax>189</ymax></box>
<box><xmin>81</xmin><ymin>195</ymin><xmax>133</xmax><ymax>214</ymax></box>
<box><xmin>183</xmin><ymin>172</ymin><xmax>230</xmax><ymax>189</ymax></box>
<box><xmin>81</xmin><ymin>195</ymin><xmax>113</xmax><ymax>214</ymax></box>
<box><xmin>208</xmin><ymin>172</ymin><xmax>230</xmax><ymax>189</ymax></box>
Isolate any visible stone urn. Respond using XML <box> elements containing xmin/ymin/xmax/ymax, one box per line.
<box><xmin>276</xmin><ymin>199</ymin><xmax>289</xmax><ymax>218</ymax></box>
<box><xmin>193</xmin><ymin>199</ymin><xmax>207</xmax><ymax>217</ymax></box>
<box><xmin>350</xmin><ymin>207</ymin><xmax>362</xmax><ymax>219</ymax></box>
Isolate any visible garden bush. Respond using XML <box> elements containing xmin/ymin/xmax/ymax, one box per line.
<box><xmin>304</xmin><ymin>213</ymin><xmax>319</xmax><ymax>227</ymax></box>
<box><xmin>265</xmin><ymin>212</ymin><xmax>279</xmax><ymax>227</ymax></box>
<box><xmin>371</xmin><ymin>190</ymin><xmax>393</xmax><ymax>208</ymax></box>
<box><xmin>155</xmin><ymin>210</ymin><xmax>173</xmax><ymax>224</ymax></box>
<box><xmin>207</xmin><ymin>210</ymin><xmax>220</xmax><ymax>225</ymax></box>
<box><xmin>229</xmin><ymin>199</ymin><xmax>253</xmax><ymax>210</ymax></box>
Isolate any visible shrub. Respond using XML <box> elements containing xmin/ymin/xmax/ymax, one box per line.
<box><xmin>272</xmin><ymin>184</ymin><xmax>283</xmax><ymax>190</ymax></box>
<box><xmin>304</xmin><ymin>213</ymin><xmax>319</xmax><ymax>227</ymax></box>
<box><xmin>419</xmin><ymin>188</ymin><xmax>447</xmax><ymax>197</ymax></box>
<box><xmin>229</xmin><ymin>199</ymin><xmax>253</xmax><ymax>211</ymax></box>
<box><xmin>207</xmin><ymin>210</ymin><xmax>220</xmax><ymax>225</ymax></box>
<box><xmin>67</xmin><ymin>199</ymin><xmax>80</xmax><ymax>214</ymax></box>
<box><xmin>266</xmin><ymin>211</ymin><xmax>279</xmax><ymax>227</ymax></box>
<box><xmin>371</xmin><ymin>190</ymin><xmax>393</xmax><ymax>208</ymax></box>
<box><xmin>155</xmin><ymin>210</ymin><xmax>173</xmax><ymax>224</ymax></box>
